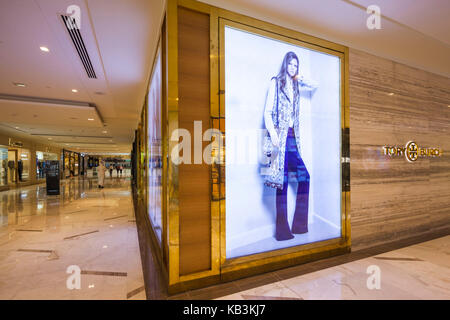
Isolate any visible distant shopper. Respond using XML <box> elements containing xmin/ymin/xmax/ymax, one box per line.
<box><xmin>119</xmin><ymin>165</ymin><xmax>123</xmax><ymax>177</ymax></box>
<box><xmin>98</xmin><ymin>161</ymin><xmax>106</xmax><ymax>188</ymax></box>
<box><xmin>116</xmin><ymin>164</ymin><xmax>120</xmax><ymax>177</ymax></box>
<box><xmin>109</xmin><ymin>164</ymin><xmax>113</xmax><ymax>178</ymax></box>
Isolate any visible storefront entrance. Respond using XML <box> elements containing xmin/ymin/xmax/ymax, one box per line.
<box><xmin>0</xmin><ymin>147</ymin><xmax>8</xmax><ymax>187</ymax></box>
<box><xmin>7</xmin><ymin>149</ymin><xmax>17</xmax><ymax>184</ymax></box>
<box><xmin>36</xmin><ymin>151</ymin><xmax>58</xmax><ymax>180</ymax></box>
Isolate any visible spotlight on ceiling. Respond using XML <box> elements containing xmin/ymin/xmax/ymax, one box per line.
<box><xmin>72</xmin><ymin>89</ymin><xmax>78</xmax><ymax>93</ymax></box>
<box><xmin>88</xmin><ymin>118</ymin><xmax>94</xmax><ymax>121</ymax></box>
<box><xmin>40</xmin><ymin>46</ymin><xmax>50</xmax><ymax>52</ymax></box>
<box><xmin>13</xmin><ymin>82</ymin><xmax>26</xmax><ymax>87</ymax></box>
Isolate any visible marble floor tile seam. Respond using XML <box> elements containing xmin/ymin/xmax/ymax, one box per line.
<box><xmin>0</xmin><ymin>261</ymin><xmax>137</xmax><ymax>281</ymax></box>
<box><xmin>331</xmin><ymin>257</ymin><xmax>450</xmax><ymax>293</ymax></box>
<box><xmin>217</xmin><ymin>281</ymin><xmax>304</xmax><ymax>301</ymax></box>
<box><xmin>4</xmin><ymin>225</ymin><xmax>131</xmax><ymax>242</ymax></box>
<box><xmin>0</xmin><ymin>254</ymin><xmax>133</xmax><ymax>277</ymax></box>
<box><xmin>368</xmin><ymin>253</ymin><xmax>450</xmax><ymax>277</ymax></box>
<box><xmin>211</xmin><ymin>236</ymin><xmax>450</xmax><ymax>300</ymax></box>
<box><xmin>1</xmin><ymin>208</ymin><xmax>129</xmax><ymax>215</ymax></box>
<box><xmin>274</xmin><ymin>245</ymin><xmax>445</xmax><ymax>284</ymax></box>
<box><xmin>396</xmin><ymin>249</ymin><xmax>450</xmax><ymax>268</ymax></box>
<box><xmin>288</xmin><ymin>260</ymin><xmax>446</xmax><ymax>298</ymax></box>
<box><xmin>4</xmin><ymin>223</ymin><xmax>130</xmax><ymax>241</ymax></box>
<box><xmin>279</xmin><ymin>272</ymin><xmax>417</xmax><ymax>300</ymax></box>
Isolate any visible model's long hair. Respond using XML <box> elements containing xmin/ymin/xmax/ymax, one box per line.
<box><xmin>276</xmin><ymin>51</ymin><xmax>300</xmax><ymax>101</ymax></box>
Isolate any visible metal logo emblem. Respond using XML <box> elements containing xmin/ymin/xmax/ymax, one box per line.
<box><xmin>405</xmin><ymin>141</ymin><xmax>419</xmax><ymax>162</ymax></box>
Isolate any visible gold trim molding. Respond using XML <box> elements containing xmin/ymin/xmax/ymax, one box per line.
<box><xmin>161</xmin><ymin>0</ymin><xmax>351</xmax><ymax>294</ymax></box>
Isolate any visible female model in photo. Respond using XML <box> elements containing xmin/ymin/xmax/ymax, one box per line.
<box><xmin>264</xmin><ymin>51</ymin><xmax>318</xmax><ymax>241</ymax></box>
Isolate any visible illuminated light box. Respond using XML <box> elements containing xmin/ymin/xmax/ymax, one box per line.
<box><xmin>224</xmin><ymin>26</ymin><xmax>342</xmax><ymax>259</ymax></box>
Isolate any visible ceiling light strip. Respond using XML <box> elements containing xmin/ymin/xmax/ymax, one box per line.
<box><xmin>56</xmin><ymin>142</ymin><xmax>117</xmax><ymax>145</ymax></box>
<box><xmin>30</xmin><ymin>134</ymin><xmax>112</xmax><ymax>138</ymax></box>
<box><xmin>0</xmin><ymin>94</ymin><xmax>92</xmax><ymax>107</ymax></box>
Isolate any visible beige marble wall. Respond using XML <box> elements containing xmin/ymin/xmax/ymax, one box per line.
<box><xmin>349</xmin><ymin>49</ymin><xmax>450</xmax><ymax>250</ymax></box>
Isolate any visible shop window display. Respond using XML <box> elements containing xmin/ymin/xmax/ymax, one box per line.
<box><xmin>7</xmin><ymin>150</ymin><xmax>17</xmax><ymax>183</ymax></box>
<box><xmin>17</xmin><ymin>149</ymin><xmax>30</xmax><ymax>182</ymax></box>
<box><xmin>74</xmin><ymin>153</ymin><xmax>79</xmax><ymax>176</ymax></box>
<box><xmin>36</xmin><ymin>151</ymin><xmax>58</xmax><ymax>179</ymax></box>
<box><xmin>224</xmin><ymin>26</ymin><xmax>342</xmax><ymax>258</ymax></box>
<box><xmin>147</xmin><ymin>45</ymin><xmax>163</xmax><ymax>243</ymax></box>
<box><xmin>0</xmin><ymin>147</ymin><xmax>8</xmax><ymax>186</ymax></box>
<box><xmin>63</xmin><ymin>150</ymin><xmax>81</xmax><ymax>178</ymax></box>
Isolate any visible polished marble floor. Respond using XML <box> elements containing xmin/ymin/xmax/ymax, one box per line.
<box><xmin>0</xmin><ymin>177</ymin><xmax>145</xmax><ymax>300</ymax></box>
<box><xmin>1</xmin><ymin>176</ymin><xmax>448</xmax><ymax>300</ymax></box>
<box><xmin>215</xmin><ymin>235</ymin><xmax>450</xmax><ymax>300</ymax></box>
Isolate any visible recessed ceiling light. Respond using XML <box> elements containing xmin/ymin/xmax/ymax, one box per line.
<box><xmin>40</xmin><ymin>46</ymin><xmax>50</xmax><ymax>52</ymax></box>
<box><xmin>88</xmin><ymin>118</ymin><xmax>94</xmax><ymax>121</ymax></box>
<box><xmin>13</xmin><ymin>82</ymin><xmax>26</xmax><ymax>87</ymax></box>
<box><xmin>388</xmin><ymin>92</ymin><xmax>394</xmax><ymax>96</ymax></box>
<box><xmin>72</xmin><ymin>89</ymin><xmax>78</xmax><ymax>93</ymax></box>
<box><xmin>48</xmin><ymin>138</ymin><xmax>52</xmax><ymax>140</ymax></box>
<box><xmin>102</xmin><ymin>130</ymin><xmax>107</xmax><ymax>133</ymax></box>
<box><xmin>15</xmin><ymin>126</ymin><xmax>19</xmax><ymax>129</ymax></box>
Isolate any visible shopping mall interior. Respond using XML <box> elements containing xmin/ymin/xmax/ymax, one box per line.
<box><xmin>0</xmin><ymin>0</ymin><xmax>448</xmax><ymax>301</ymax></box>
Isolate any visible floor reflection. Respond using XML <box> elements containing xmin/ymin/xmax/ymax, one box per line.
<box><xmin>0</xmin><ymin>176</ymin><xmax>144</xmax><ymax>300</ymax></box>
<box><xmin>0</xmin><ymin>177</ymin><xmax>132</xmax><ymax>227</ymax></box>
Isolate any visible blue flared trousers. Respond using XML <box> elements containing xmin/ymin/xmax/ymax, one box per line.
<box><xmin>275</xmin><ymin>127</ymin><xmax>310</xmax><ymax>241</ymax></box>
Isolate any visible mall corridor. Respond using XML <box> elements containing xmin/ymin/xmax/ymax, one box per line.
<box><xmin>0</xmin><ymin>0</ymin><xmax>449</xmax><ymax>304</ymax></box>
<box><xmin>0</xmin><ymin>177</ymin><xmax>145</xmax><ymax>300</ymax></box>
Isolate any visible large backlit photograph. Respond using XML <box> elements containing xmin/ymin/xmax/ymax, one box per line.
<box><xmin>225</xmin><ymin>26</ymin><xmax>342</xmax><ymax>259</ymax></box>
<box><xmin>147</xmin><ymin>46</ymin><xmax>162</xmax><ymax>243</ymax></box>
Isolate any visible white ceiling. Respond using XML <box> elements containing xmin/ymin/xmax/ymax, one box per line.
<box><xmin>0</xmin><ymin>0</ymin><xmax>448</xmax><ymax>154</ymax></box>
<box><xmin>0</xmin><ymin>0</ymin><xmax>165</xmax><ymax>153</ymax></box>
<box><xmin>351</xmin><ymin>0</ymin><xmax>450</xmax><ymax>46</ymax></box>
<box><xmin>200</xmin><ymin>0</ymin><xmax>450</xmax><ymax>77</ymax></box>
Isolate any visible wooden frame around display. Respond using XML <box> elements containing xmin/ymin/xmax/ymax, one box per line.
<box><xmin>217</xmin><ymin>18</ymin><xmax>351</xmax><ymax>278</ymax></box>
<box><xmin>159</xmin><ymin>0</ymin><xmax>351</xmax><ymax>294</ymax></box>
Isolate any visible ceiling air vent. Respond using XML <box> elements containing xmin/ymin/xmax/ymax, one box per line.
<box><xmin>61</xmin><ymin>15</ymin><xmax>97</xmax><ymax>79</ymax></box>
